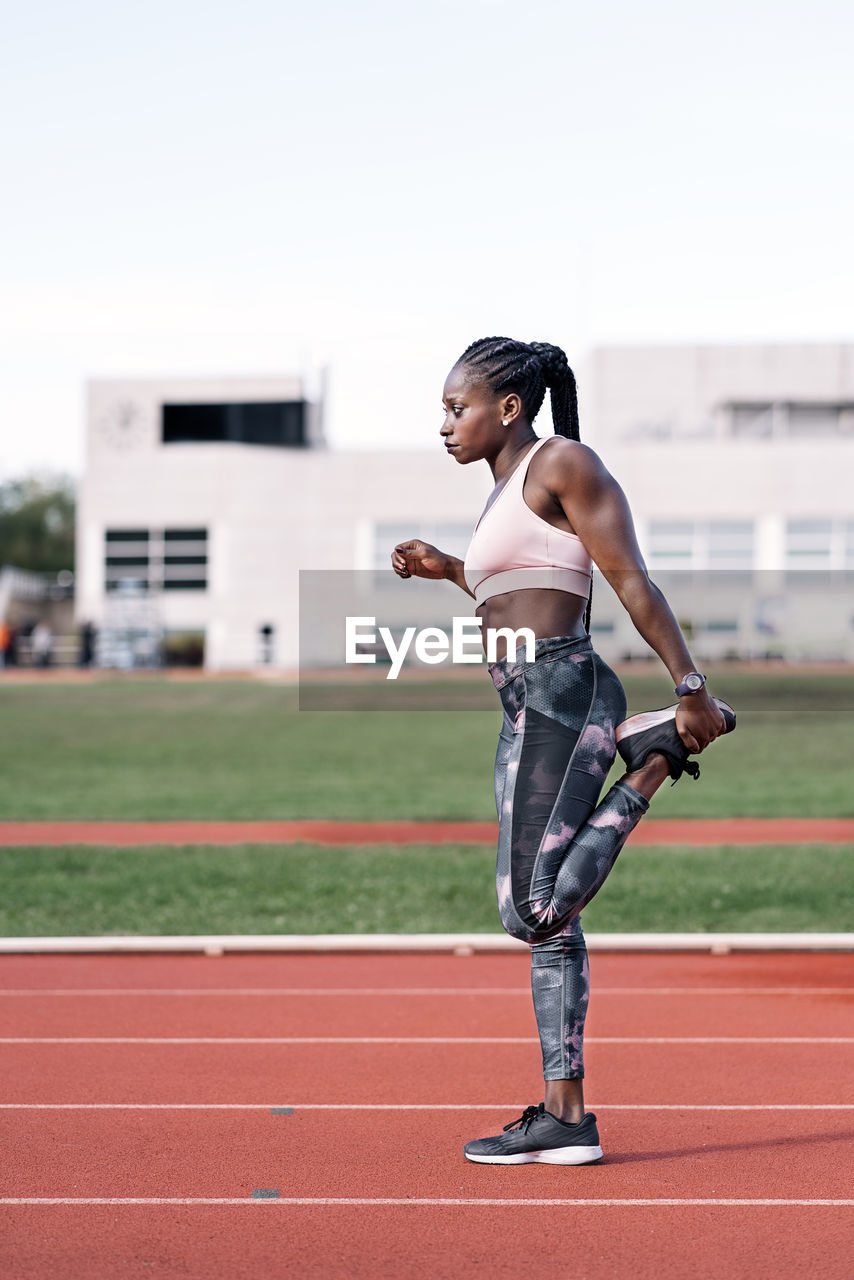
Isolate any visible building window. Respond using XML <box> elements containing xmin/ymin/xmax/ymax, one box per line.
<box><xmin>729</xmin><ymin>404</ymin><xmax>777</xmax><ymax>439</ymax></box>
<box><xmin>105</xmin><ymin>530</ymin><xmax>151</xmax><ymax>592</ymax></box>
<box><xmin>105</xmin><ymin>528</ymin><xmax>208</xmax><ymax>592</ymax></box>
<box><xmin>727</xmin><ymin>402</ymin><xmax>854</xmax><ymax>440</ymax></box>
<box><xmin>647</xmin><ymin>521</ymin><xmax>696</xmax><ymax>566</ymax></box>
<box><xmin>162</xmin><ymin>402</ymin><xmax>307</xmax><ymax>448</ymax></box>
<box><xmin>844</xmin><ymin>521</ymin><xmax>854</xmax><ymax>570</ymax></box>
<box><xmin>788</xmin><ymin>405</ymin><xmax>844</xmax><ymax>437</ymax></box>
<box><xmin>372</xmin><ymin>522</ymin><xmax>474</xmax><ymax>574</ymax></box>
<box><xmin>707</xmin><ymin>521</ymin><xmax>754</xmax><ymax>569</ymax></box>
<box><xmin>785</xmin><ymin>519</ymin><xmax>833</xmax><ymax>568</ymax></box>
<box><xmin>647</xmin><ymin>520</ymin><xmax>755</xmax><ymax>570</ymax></box>
<box><xmin>162</xmin><ymin>528</ymin><xmax>208</xmax><ymax>590</ymax></box>
<box><xmin>785</xmin><ymin>518</ymin><xmax>854</xmax><ymax>572</ymax></box>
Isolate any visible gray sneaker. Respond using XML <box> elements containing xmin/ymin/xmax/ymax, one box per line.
<box><xmin>463</xmin><ymin>1104</ymin><xmax>603</xmax><ymax>1165</ymax></box>
<box><xmin>616</xmin><ymin>697</ymin><xmax>736</xmax><ymax>784</ymax></box>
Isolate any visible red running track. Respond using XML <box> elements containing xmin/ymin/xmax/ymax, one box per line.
<box><xmin>1</xmin><ymin>951</ymin><xmax>853</xmax><ymax>1279</ymax></box>
<box><xmin>1</xmin><ymin>818</ymin><xmax>854</xmax><ymax>845</ymax></box>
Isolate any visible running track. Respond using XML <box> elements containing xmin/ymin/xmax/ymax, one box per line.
<box><xmin>2</xmin><ymin>818</ymin><xmax>854</xmax><ymax>845</ymax></box>
<box><xmin>2</xmin><ymin>950</ymin><xmax>853</xmax><ymax>1278</ymax></box>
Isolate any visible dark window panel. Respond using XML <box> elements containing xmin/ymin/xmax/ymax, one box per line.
<box><xmin>164</xmin><ymin>555</ymin><xmax>207</xmax><ymax>566</ymax></box>
<box><xmin>162</xmin><ymin>579</ymin><xmax>207</xmax><ymax>591</ymax></box>
<box><xmin>106</xmin><ymin>529</ymin><xmax>149</xmax><ymax>542</ymax></box>
<box><xmin>241</xmin><ymin>400</ymin><xmax>306</xmax><ymax>446</ymax></box>
<box><xmin>162</xmin><ymin>404</ymin><xmax>228</xmax><ymax>443</ymax></box>
<box><xmin>164</xmin><ymin>528</ymin><xmax>207</xmax><ymax>542</ymax></box>
<box><xmin>106</xmin><ymin>579</ymin><xmax>150</xmax><ymax>592</ymax></box>
<box><xmin>106</xmin><ymin>556</ymin><xmax>150</xmax><ymax>567</ymax></box>
<box><xmin>161</xmin><ymin>402</ymin><xmax>306</xmax><ymax>447</ymax></box>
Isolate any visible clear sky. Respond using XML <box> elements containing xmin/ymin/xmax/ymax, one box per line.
<box><xmin>2</xmin><ymin>0</ymin><xmax>852</xmax><ymax>479</ymax></box>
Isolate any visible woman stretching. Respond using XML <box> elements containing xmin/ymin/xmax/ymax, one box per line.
<box><xmin>392</xmin><ymin>336</ymin><xmax>735</xmax><ymax>1166</ymax></box>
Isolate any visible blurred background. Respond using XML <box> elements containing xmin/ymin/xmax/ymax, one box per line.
<box><xmin>2</xmin><ymin>0</ymin><xmax>853</xmax><ymax>670</ymax></box>
<box><xmin>1</xmin><ymin>0</ymin><xmax>853</xmax><ymax>943</ymax></box>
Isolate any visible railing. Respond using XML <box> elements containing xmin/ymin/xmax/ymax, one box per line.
<box><xmin>1</xmin><ymin>635</ymin><xmax>81</xmax><ymax>669</ymax></box>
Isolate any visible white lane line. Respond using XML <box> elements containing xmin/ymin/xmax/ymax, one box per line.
<box><xmin>2</xmin><ymin>1036</ymin><xmax>853</xmax><ymax>1045</ymax></box>
<box><xmin>1</xmin><ymin>986</ymin><xmax>852</xmax><ymax>997</ymax></box>
<box><xmin>0</xmin><ymin>988</ymin><xmax>531</xmax><ymax>997</ymax></box>
<box><xmin>1</xmin><ymin>1103</ymin><xmax>853</xmax><ymax>1111</ymax></box>
<box><xmin>4</xmin><ymin>932</ymin><xmax>853</xmax><ymax>954</ymax></box>
<box><xmin>1</xmin><ymin>1197</ymin><xmax>852</xmax><ymax>1207</ymax></box>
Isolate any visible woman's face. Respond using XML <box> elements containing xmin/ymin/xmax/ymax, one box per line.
<box><xmin>440</xmin><ymin>364</ymin><xmax>505</xmax><ymax>464</ymax></box>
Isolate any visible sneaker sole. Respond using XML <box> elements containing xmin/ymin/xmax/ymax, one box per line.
<box><xmin>615</xmin><ymin>705</ymin><xmax>676</xmax><ymax>742</ymax></box>
<box><xmin>615</xmin><ymin>698</ymin><xmax>735</xmax><ymax>744</ymax></box>
<box><xmin>464</xmin><ymin>1144</ymin><xmax>604</xmax><ymax>1166</ymax></box>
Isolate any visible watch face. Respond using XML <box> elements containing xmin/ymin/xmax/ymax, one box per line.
<box><xmin>685</xmin><ymin>674</ymin><xmax>704</xmax><ymax>691</ymax></box>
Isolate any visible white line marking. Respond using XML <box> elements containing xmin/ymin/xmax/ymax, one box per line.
<box><xmin>1</xmin><ymin>1197</ymin><xmax>852</xmax><ymax>1207</ymax></box>
<box><xmin>0</xmin><ymin>1103</ymin><xmax>852</xmax><ymax>1111</ymax></box>
<box><xmin>2</xmin><ymin>931</ymin><xmax>854</xmax><ymax>954</ymax></box>
<box><xmin>1</xmin><ymin>987</ymin><xmax>852</xmax><ymax>997</ymax></box>
<box><xmin>2</xmin><ymin>1036</ymin><xmax>852</xmax><ymax>1045</ymax></box>
<box><xmin>0</xmin><ymin>988</ymin><xmax>532</xmax><ymax>997</ymax></box>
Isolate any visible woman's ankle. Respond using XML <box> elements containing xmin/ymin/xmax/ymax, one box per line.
<box><xmin>622</xmin><ymin>751</ymin><xmax>670</xmax><ymax>800</ymax></box>
<box><xmin>544</xmin><ymin>1079</ymin><xmax>585</xmax><ymax>1124</ymax></box>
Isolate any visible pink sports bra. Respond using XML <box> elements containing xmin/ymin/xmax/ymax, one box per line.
<box><xmin>464</xmin><ymin>437</ymin><xmax>593</xmax><ymax>607</ymax></box>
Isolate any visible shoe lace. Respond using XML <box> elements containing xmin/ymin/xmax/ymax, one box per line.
<box><xmin>503</xmin><ymin>1104</ymin><xmax>542</xmax><ymax>1134</ymax></box>
<box><xmin>671</xmin><ymin>759</ymin><xmax>701</xmax><ymax>786</ymax></box>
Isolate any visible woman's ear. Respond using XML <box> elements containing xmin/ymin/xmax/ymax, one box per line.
<box><xmin>501</xmin><ymin>393</ymin><xmax>522</xmax><ymax>425</ymax></box>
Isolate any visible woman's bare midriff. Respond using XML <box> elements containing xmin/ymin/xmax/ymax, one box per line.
<box><xmin>476</xmin><ymin>588</ymin><xmax>588</xmax><ymax>660</ymax></box>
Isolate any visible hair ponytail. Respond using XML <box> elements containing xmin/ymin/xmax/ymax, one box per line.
<box><xmin>528</xmin><ymin>341</ymin><xmax>580</xmax><ymax>441</ymax></box>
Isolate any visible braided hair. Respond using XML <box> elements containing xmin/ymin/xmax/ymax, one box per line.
<box><xmin>455</xmin><ymin>336</ymin><xmax>580</xmax><ymax>440</ymax></box>
<box><xmin>455</xmin><ymin>335</ymin><xmax>591</xmax><ymax>630</ymax></box>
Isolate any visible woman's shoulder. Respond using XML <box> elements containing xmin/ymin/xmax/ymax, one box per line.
<box><xmin>532</xmin><ymin>436</ymin><xmax>607</xmax><ymax>486</ymax></box>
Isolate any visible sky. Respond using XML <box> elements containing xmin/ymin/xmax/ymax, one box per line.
<box><xmin>2</xmin><ymin>0</ymin><xmax>853</xmax><ymax>480</ymax></box>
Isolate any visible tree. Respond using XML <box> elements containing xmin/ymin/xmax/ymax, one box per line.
<box><xmin>0</xmin><ymin>474</ymin><xmax>76</xmax><ymax>574</ymax></box>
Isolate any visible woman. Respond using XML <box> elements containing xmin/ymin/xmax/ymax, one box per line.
<box><xmin>391</xmin><ymin>336</ymin><xmax>734</xmax><ymax>1166</ymax></box>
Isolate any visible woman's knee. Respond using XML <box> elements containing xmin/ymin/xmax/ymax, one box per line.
<box><xmin>498</xmin><ymin>910</ymin><xmax>531</xmax><ymax>943</ymax></box>
<box><xmin>498</xmin><ymin>902</ymin><xmax>573</xmax><ymax>946</ymax></box>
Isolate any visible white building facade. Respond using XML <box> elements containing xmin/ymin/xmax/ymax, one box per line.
<box><xmin>76</xmin><ymin>374</ymin><xmax>490</xmax><ymax>670</ymax></box>
<box><xmin>76</xmin><ymin>347</ymin><xmax>854</xmax><ymax>670</ymax></box>
<box><xmin>585</xmin><ymin>345</ymin><xmax>854</xmax><ymax>662</ymax></box>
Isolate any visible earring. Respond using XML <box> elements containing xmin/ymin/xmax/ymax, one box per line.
<box><xmin>502</xmin><ymin>419</ymin><xmax>509</xmax><ymax>427</ymax></box>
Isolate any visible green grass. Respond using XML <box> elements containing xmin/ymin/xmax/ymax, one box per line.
<box><xmin>2</xmin><ymin>843</ymin><xmax>851</xmax><ymax>936</ymax></box>
<box><xmin>1</xmin><ymin>669</ymin><xmax>853</xmax><ymax>820</ymax></box>
<box><xmin>1</xmin><ymin>671</ymin><xmax>851</xmax><ymax>936</ymax></box>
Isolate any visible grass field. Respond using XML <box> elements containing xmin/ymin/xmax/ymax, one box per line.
<box><xmin>1</xmin><ymin>669</ymin><xmax>853</xmax><ymax>820</ymax></box>
<box><xmin>1</xmin><ymin>669</ymin><xmax>852</xmax><ymax>936</ymax></box>
<box><xmin>1</xmin><ymin>843</ymin><xmax>852</xmax><ymax>937</ymax></box>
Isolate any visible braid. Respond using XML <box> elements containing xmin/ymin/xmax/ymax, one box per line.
<box><xmin>528</xmin><ymin>342</ymin><xmax>580</xmax><ymax>441</ymax></box>
<box><xmin>457</xmin><ymin>334</ymin><xmax>590</xmax><ymax>629</ymax></box>
<box><xmin>457</xmin><ymin>336</ymin><xmax>581</xmax><ymax>441</ymax></box>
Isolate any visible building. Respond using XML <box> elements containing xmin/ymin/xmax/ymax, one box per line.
<box><xmin>76</xmin><ymin>346</ymin><xmax>854</xmax><ymax>672</ymax></box>
<box><xmin>584</xmin><ymin>345</ymin><xmax>854</xmax><ymax>662</ymax></box>
<box><xmin>76</xmin><ymin>374</ymin><xmax>489</xmax><ymax>670</ymax></box>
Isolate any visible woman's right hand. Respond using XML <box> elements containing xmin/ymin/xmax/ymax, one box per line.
<box><xmin>391</xmin><ymin>540</ymin><xmax>450</xmax><ymax>580</ymax></box>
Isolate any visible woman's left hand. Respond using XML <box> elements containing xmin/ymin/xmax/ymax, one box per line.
<box><xmin>675</xmin><ymin>691</ymin><xmax>727</xmax><ymax>753</ymax></box>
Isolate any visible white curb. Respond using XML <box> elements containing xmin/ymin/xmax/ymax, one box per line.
<box><xmin>0</xmin><ymin>933</ymin><xmax>852</xmax><ymax>954</ymax></box>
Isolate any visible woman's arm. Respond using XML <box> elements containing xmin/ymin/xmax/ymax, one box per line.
<box><xmin>391</xmin><ymin>540</ymin><xmax>475</xmax><ymax>597</ymax></box>
<box><xmin>545</xmin><ymin>442</ymin><xmax>725</xmax><ymax>752</ymax></box>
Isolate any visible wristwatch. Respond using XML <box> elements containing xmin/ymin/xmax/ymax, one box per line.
<box><xmin>675</xmin><ymin>671</ymin><xmax>706</xmax><ymax>696</ymax></box>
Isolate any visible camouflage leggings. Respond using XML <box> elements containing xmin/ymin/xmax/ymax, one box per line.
<box><xmin>490</xmin><ymin>635</ymin><xmax>649</xmax><ymax>1081</ymax></box>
